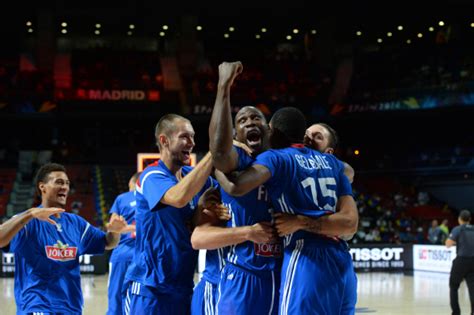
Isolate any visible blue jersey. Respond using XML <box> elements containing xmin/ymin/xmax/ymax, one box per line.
<box><xmin>254</xmin><ymin>146</ymin><xmax>353</xmax><ymax>249</ymax></box>
<box><xmin>109</xmin><ymin>191</ymin><xmax>137</xmax><ymax>263</ymax></box>
<box><xmin>9</xmin><ymin>209</ymin><xmax>106</xmax><ymax>314</ymax></box>
<box><xmin>126</xmin><ymin>160</ymin><xmax>216</xmax><ymax>295</ymax></box>
<box><xmin>221</xmin><ymin>146</ymin><xmax>281</xmax><ymax>272</ymax></box>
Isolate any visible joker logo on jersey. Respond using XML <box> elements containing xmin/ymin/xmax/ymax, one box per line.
<box><xmin>45</xmin><ymin>240</ymin><xmax>78</xmax><ymax>261</ymax></box>
<box><xmin>254</xmin><ymin>242</ymin><xmax>282</xmax><ymax>257</ymax></box>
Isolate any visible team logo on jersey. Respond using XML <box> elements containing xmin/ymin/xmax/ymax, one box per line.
<box><xmin>45</xmin><ymin>240</ymin><xmax>78</xmax><ymax>261</ymax></box>
<box><xmin>254</xmin><ymin>242</ymin><xmax>282</xmax><ymax>257</ymax></box>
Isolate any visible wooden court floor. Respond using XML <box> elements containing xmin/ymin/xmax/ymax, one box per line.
<box><xmin>0</xmin><ymin>271</ymin><xmax>471</xmax><ymax>314</ymax></box>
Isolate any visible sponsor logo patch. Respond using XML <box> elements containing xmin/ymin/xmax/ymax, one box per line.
<box><xmin>254</xmin><ymin>242</ymin><xmax>282</xmax><ymax>257</ymax></box>
<box><xmin>45</xmin><ymin>240</ymin><xmax>78</xmax><ymax>261</ymax></box>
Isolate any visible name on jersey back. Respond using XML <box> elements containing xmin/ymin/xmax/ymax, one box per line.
<box><xmin>295</xmin><ymin>154</ymin><xmax>332</xmax><ymax>171</ymax></box>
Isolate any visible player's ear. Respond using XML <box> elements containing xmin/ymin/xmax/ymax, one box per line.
<box><xmin>159</xmin><ymin>134</ymin><xmax>169</xmax><ymax>147</ymax></box>
<box><xmin>325</xmin><ymin>147</ymin><xmax>335</xmax><ymax>154</ymax></box>
<box><xmin>39</xmin><ymin>182</ymin><xmax>46</xmax><ymax>194</ymax></box>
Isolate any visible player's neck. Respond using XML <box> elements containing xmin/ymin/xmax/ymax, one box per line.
<box><xmin>161</xmin><ymin>155</ymin><xmax>181</xmax><ymax>175</ymax></box>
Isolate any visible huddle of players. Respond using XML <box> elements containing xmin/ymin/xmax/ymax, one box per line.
<box><xmin>118</xmin><ymin>61</ymin><xmax>359</xmax><ymax>315</ymax></box>
<box><xmin>0</xmin><ymin>61</ymin><xmax>358</xmax><ymax>315</ymax></box>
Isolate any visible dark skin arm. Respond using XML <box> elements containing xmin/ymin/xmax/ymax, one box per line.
<box><xmin>274</xmin><ymin>195</ymin><xmax>359</xmax><ymax>237</ymax></box>
<box><xmin>209</xmin><ymin>61</ymin><xmax>243</xmax><ymax>173</ymax></box>
<box><xmin>215</xmin><ymin>164</ymin><xmax>271</xmax><ymax>197</ymax></box>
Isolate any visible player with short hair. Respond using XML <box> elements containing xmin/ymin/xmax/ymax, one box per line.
<box><xmin>0</xmin><ymin>162</ymin><xmax>129</xmax><ymax>315</ymax></box>
<box><xmin>124</xmin><ymin>114</ymin><xmax>218</xmax><ymax>315</ymax></box>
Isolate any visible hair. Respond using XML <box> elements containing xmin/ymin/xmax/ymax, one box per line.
<box><xmin>34</xmin><ymin>163</ymin><xmax>67</xmax><ymax>196</ymax></box>
<box><xmin>269</xmin><ymin>107</ymin><xmax>306</xmax><ymax>148</ymax></box>
<box><xmin>459</xmin><ymin>209</ymin><xmax>471</xmax><ymax>222</ymax></box>
<box><xmin>154</xmin><ymin>114</ymin><xmax>190</xmax><ymax>150</ymax></box>
<box><xmin>315</xmin><ymin>123</ymin><xmax>339</xmax><ymax>149</ymax></box>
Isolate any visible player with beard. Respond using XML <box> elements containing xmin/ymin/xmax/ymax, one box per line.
<box><xmin>192</xmin><ymin>61</ymin><xmax>280</xmax><ymax>315</ymax></box>
<box><xmin>124</xmin><ymin>114</ymin><xmax>221</xmax><ymax>315</ymax></box>
<box><xmin>304</xmin><ymin>123</ymin><xmax>354</xmax><ymax>183</ymax></box>
<box><xmin>0</xmin><ymin>162</ymin><xmax>129</xmax><ymax>315</ymax></box>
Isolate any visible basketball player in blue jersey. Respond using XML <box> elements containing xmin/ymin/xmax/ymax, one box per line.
<box><xmin>217</xmin><ymin>107</ymin><xmax>359</xmax><ymax>315</ymax></box>
<box><xmin>106</xmin><ymin>171</ymin><xmax>141</xmax><ymax>315</ymax></box>
<box><xmin>191</xmin><ymin>61</ymin><xmax>281</xmax><ymax>315</ymax></box>
<box><xmin>124</xmin><ymin>114</ymin><xmax>220</xmax><ymax>315</ymax></box>
<box><xmin>0</xmin><ymin>162</ymin><xmax>130</xmax><ymax>315</ymax></box>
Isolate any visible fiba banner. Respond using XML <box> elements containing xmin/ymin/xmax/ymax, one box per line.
<box><xmin>0</xmin><ymin>252</ymin><xmax>108</xmax><ymax>277</ymax></box>
<box><xmin>412</xmin><ymin>244</ymin><xmax>456</xmax><ymax>273</ymax></box>
<box><xmin>350</xmin><ymin>244</ymin><xmax>413</xmax><ymax>271</ymax></box>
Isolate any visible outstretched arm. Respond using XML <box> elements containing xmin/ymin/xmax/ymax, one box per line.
<box><xmin>215</xmin><ymin>164</ymin><xmax>271</xmax><ymax>197</ymax></box>
<box><xmin>209</xmin><ymin>61</ymin><xmax>243</xmax><ymax>173</ymax></box>
<box><xmin>0</xmin><ymin>207</ymin><xmax>65</xmax><ymax>248</ymax></box>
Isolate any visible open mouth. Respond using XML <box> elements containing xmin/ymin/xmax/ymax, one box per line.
<box><xmin>246</xmin><ymin>129</ymin><xmax>262</xmax><ymax>148</ymax></box>
<box><xmin>57</xmin><ymin>193</ymin><xmax>67</xmax><ymax>199</ymax></box>
<box><xmin>182</xmin><ymin>151</ymin><xmax>191</xmax><ymax>160</ymax></box>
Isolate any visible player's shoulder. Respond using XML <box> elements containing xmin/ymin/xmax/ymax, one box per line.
<box><xmin>118</xmin><ymin>190</ymin><xmax>134</xmax><ymax>200</ymax></box>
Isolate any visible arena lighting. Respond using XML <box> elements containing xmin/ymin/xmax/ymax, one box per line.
<box><xmin>470</xmin><ymin>22</ymin><xmax>474</xmax><ymax>28</ymax></box>
<box><xmin>428</xmin><ymin>26</ymin><xmax>434</xmax><ymax>32</ymax></box>
<box><xmin>159</xmin><ymin>31</ymin><xmax>165</xmax><ymax>37</ymax></box>
<box><xmin>94</xmin><ymin>30</ymin><xmax>100</xmax><ymax>35</ymax></box>
<box><xmin>137</xmin><ymin>153</ymin><xmax>196</xmax><ymax>171</ymax></box>
<box><xmin>95</xmin><ymin>23</ymin><xmax>101</xmax><ymax>29</ymax></box>
<box><xmin>438</xmin><ymin>21</ymin><xmax>445</xmax><ymax>26</ymax></box>
<box><xmin>311</xmin><ymin>29</ymin><xmax>317</xmax><ymax>34</ymax></box>
<box><xmin>354</xmin><ymin>149</ymin><xmax>360</xmax><ymax>155</ymax></box>
<box><xmin>129</xmin><ymin>24</ymin><xmax>135</xmax><ymax>29</ymax></box>
<box><xmin>261</xmin><ymin>27</ymin><xmax>267</xmax><ymax>33</ymax></box>
<box><xmin>387</xmin><ymin>32</ymin><xmax>392</xmax><ymax>37</ymax></box>
<box><xmin>61</xmin><ymin>29</ymin><xmax>67</xmax><ymax>34</ymax></box>
<box><xmin>61</xmin><ymin>22</ymin><xmax>67</xmax><ymax>27</ymax></box>
<box><xmin>162</xmin><ymin>25</ymin><xmax>168</xmax><ymax>30</ymax></box>
<box><xmin>127</xmin><ymin>31</ymin><xmax>132</xmax><ymax>36</ymax></box>
<box><xmin>26</xmin><ymin>21</ymin><xmax>32</xmax><ymax>26</ymax></box>
<box><xmin>229</xmin><ymin>26</ymin><xmax>235</xmax><ymax>32</ymax></box>
<box><xmin>397</xmin><ymin>25</ymin><xmax>403</xmax><ymax>31</ymax></box>
<box><xmin>293</xmin><ymin>28</ymin><xmax>299</xmax><ymax>34</ymax></box>
<box><xmin>255</xmin><ymin>34</ymin><xmax>261</xmax><ymax>39</ymax></box>
<box><xmin>224</xmin><ymin>33</ymin><xmax>229</xmax><ymax>38</ymax></box>
<box><xmin>417</xmin><ymin>33</ymin><xmax>423</xmax><ymax>38</ymax></box>
<box><xmin>356</xmin><ymin>31</ymin><xmax>362</xmax><ymax>36</ymax></box>
<box><xmin>286</xmin><ymin>35</ymin><xmax>292</xmax><ymax>40</ymax></box>
<box><xmin>406</xmin><ymin>39</ymin><xmax>411</xmax><ymax>44</ymax></box>
<box><xmin>196</xmin><ymin>25</ymin><xmax>202</xmax><ymax>31</ymax></box>
<box><xmin>377</xmin><ymin>38</ymin><xmax>382</xmax><ymax>43</ymax></box>
<box><xmin>28</xmin><ymin>28</ymin><xmax>33</xmax><ymax>33</ymax></box>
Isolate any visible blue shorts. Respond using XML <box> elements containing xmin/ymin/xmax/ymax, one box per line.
<box><xmin>107</xmin><ymin>260</ymin><xmax>132</xmax><ymax>315</ymax></box>
<box><xmin>191</xmin><ymin>278</ymin><xmax>218</xmax><ymax>315</ymax></box>
<box><xmin>216</xmin><ymin>263</ymin><xmax>279</xmax><ymax>315</ymax></box>
<box><xmin>125</xmin><ymin>281</ymin><xmax>192</xmax><ymax>315</ymax></box>
<box><xmin>279</xmin><ymin>239</ymin><xmax>357</xmax><ymax>315</ymax></box>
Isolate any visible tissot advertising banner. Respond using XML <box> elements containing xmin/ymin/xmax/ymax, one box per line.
<box><xmin>350</xmin><ymin>244</ymin><xmax>413</xmax><ymax>271</ymax></box>
<box><xmin>412</xmin><ymin>244</ymin><xmax>456</xmax><ymax>273</ymax></box>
